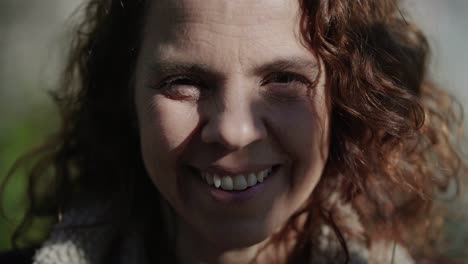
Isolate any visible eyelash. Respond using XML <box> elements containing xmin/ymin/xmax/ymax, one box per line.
<box><xmin>150</xmin><ymin>71</ymin><xmax>311</xmax><ymax>100</ymax></box>
<box><xmin>261</xmin><ymin>72</ymin><xmax>311</xmax><ymax>86</ymax></box>
<box><xmin>157</xmin><ymin>75</ymin><xmax>203</xmax><ymax>89</ymax></box>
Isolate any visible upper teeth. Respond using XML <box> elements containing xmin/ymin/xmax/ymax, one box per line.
<box><xmin>200</xmin><ymin>168</ymin><xmax>272</xmax><ymax>191</ymax></box>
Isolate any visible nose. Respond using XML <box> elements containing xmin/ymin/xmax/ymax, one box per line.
<box><xmin>201</xmin><ymin>88</ymin><xmax>267</xmax><ymax>150</ymax></box>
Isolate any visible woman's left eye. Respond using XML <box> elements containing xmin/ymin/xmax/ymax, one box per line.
<box><xmin>264</xmin><ymin>72</ymin><xmax>307</xmax><ymax>84</ymax></box>
<box><xmin>261</xmin><ymin>72</ymin><xmax>311</xmax><ymax>100</ymax></box>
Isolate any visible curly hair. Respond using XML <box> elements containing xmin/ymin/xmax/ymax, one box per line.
<box><xmin>2</xmin><ymin>0</ymin><xmax>466</xmax><ymax>262</ymax></box>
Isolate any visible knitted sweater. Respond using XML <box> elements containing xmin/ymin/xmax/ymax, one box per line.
<box><xmin>32</xmin><ymin>199</ymin><xmax>415</xmax><ymax>264</ymax></box>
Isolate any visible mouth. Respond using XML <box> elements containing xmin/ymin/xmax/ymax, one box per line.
<box><xmin>192</xmin><ymin>165</ymin><xmax>280</xmax><ymax>192</ymax></box>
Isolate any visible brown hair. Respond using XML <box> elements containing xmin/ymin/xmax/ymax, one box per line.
<box><xmin>2</xmin><ymin>0</ymin><xmax>466</xmax><ymax>262</ymax></box>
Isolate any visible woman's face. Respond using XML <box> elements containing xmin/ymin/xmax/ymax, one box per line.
<box><xmin>134</xmin><ymin>0</ymin><xmax>329</xmax><ymax>248</ymax></box>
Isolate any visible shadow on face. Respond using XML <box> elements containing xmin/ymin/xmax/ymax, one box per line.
<box><xmin>133</xmin><ymin>0</ymin><xmax>330</xmax><ymax>250</ymax></box>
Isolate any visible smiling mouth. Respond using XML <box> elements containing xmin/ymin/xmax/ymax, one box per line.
<box><xmin>194</xmin><ymin>166</ymin><xmax>280</xmax><ymax>191</ymax></box>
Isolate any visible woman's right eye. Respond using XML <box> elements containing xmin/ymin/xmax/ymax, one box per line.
<box><xmin>154</xmin><ymin>75</ymin><xmax>203</xmax><ymax>101</ymax></box>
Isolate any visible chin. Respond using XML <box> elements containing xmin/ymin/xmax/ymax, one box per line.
<box><xmin>198</xmin><ymin>217</ymin><xmax>282</xmax><ymax>250</ymax></box>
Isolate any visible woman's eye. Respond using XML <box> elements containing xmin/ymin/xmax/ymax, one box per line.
<box><xmin>168</xmin><ymin>76</ymin><xmax>199</xmax><ymax>86</ymax></box>
<box><xmin>261</xmin><ymin>72</ymin><xmax>311</xmax><ymax>100</ymax></box>
<box><xmin>268</xmin><ymin>72</ymin><xmax>303</xmax><ymax>84</ymax></box>
<box><xmin>263</xmin><ymin>72</ymin><xmax>310</xmax><ymax>86</ymax></box>
<box><xmin>154</xmin><ymin>76</ymin><xmax>203</xmax><ymax>100</ymax></box>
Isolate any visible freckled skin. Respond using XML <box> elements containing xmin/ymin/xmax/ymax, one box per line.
<box><xmin>134</xmin><ymin>0</ymin><xmax>330</xmax><ymax>263</ymax></box>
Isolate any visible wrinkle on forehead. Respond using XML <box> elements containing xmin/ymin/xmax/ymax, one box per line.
<box><xmin>139</xmin><ymin>0</ymin><xmax>311</xmax><ymax>75</ymax></box>
<box><xmin>142</xmin><ymin>0</ymin><xmax>305</xmax><ymax>50</ymax></box>
<box><xmin>149</xmin><ymin>0</ymin><xmax>300</xmax><ymax>27</ymax></box>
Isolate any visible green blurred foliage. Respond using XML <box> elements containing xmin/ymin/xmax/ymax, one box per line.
<box><xmin>0</xmin><ymin>97</ymin><xmax>58</xmax><ymax>251</ymax></box>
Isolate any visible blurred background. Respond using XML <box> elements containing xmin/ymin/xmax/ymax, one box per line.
<box><xmin>0</xmin><ymin>0</ymin><xmax>467</xmax><ymax>258</ymax></box>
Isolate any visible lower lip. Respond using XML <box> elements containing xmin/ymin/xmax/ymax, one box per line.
<box><xmin>197</xmin><ymin>167</ymin><xmax>279</xmax><ymax>204</ymax></box>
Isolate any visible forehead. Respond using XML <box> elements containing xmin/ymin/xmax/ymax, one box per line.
<box><xmin>150</xmin><ymin>0</ymin><xmax>297</xmax><ymax>21</ymax></box>
<box><xmin>140</xmin><ymin>0</ymin><xmax>312</xmax><ymax>72</ymax></box>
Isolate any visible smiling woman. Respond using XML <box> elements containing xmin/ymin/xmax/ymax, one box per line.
<box><xmin>0</xmin><ymin>0</ymin><xmax>466</xmax><ymax>263</ymax></box>
<box><xmin>135</xmin><ymin>1</ymin><xmax>329</xmax><ymax>258</ymax></box>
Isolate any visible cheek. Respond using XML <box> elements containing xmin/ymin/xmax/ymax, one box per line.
<box><xmin>146</xmin><ymin>100</ymin><xmax>198</xmax><ymax>147</ymax></box>
<box><xmin>266</xmin><ymin>95</ymin><xmax>330</xmax><ymax>207</ymax></box>
<box><xmin>270</xmin><ymin>99</ymin><xmax>329</xmax><ymax>165</ymax></box>
<box><xmin>137</xmin><ymin>95</ymin><xmax>200</xmax><ymax>191</ymax></box>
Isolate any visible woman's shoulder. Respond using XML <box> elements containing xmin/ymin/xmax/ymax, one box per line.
<box><xmin>0</xmin><ymin>247</ymin><xmax>38</xmax><ymax>264</ymax></box>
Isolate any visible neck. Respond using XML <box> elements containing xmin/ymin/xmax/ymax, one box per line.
<box><xmin>175</xmin><ymin>221</ymin><xmax>264</xmax><ymax>264</ymax></box>
<box><xmin>174</xmin><ymin>218</ymin><xmax>298</xmax><ymax>264</ymax></box>
<box><xmin>159</xmin><ymin>199</ymin><xmax>301</xmax><ymax>264</ymax></box>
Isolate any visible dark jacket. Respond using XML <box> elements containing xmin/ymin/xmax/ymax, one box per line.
<box><xmin>0</xmin><ymin>247</ymin><xmax>37</xmax><ymax>264</ymax></box>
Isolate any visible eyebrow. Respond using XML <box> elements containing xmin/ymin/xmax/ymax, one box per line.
<box><xmin>148</xmin><ymin>60</ymin><xmax>222</xmax><ymax>79</ymax></box>
<box><xmin>251</xmin><ymin>57</ymin><xmax>318</xmax><ymax>76</ymax></box>
<box><xmin>147</xmin><ymin>56</ymin><xmax>318</xmax><ymax>80</ymax></box>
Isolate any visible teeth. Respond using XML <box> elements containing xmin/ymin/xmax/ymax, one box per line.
<box><xmin>258</xmin><ymin>168</ymin><xmax>269</xmax><ymax>183</ymax></box>
<box><xmin>221</xmin><ymin>176</ymin><xmax>233</xmax><ymax>191</ymax></box>
<box><xmin>247</xmin><ymin>173</ymin><xmax>257</xmax><ymax>187</ymax></box>
<box><xmin>213</xmin><ymin>174</ymin><xmax>221</xmax><ymax>188</ymax></box>
<box><xmin>201</xmin><ymin>167</ymin><xmax>274</xmax><ymax>191</ymax></box>
<box><xmin>233</xmin><ymin>175</ymin><xmax>248</xmax><ymax>191</ymax></box>
<box><xmin>257</xmin><ymin>174</ymin><xmax>264</xmax><ymax>182</ymax></box>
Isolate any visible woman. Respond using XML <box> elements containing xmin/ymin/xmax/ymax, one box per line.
<box><xmin>1</xmin><ymin>0</ymin><xmax>466</xmax><ymax>263</ymax></box>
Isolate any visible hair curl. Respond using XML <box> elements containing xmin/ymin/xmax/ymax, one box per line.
<box><xmin>2</xmin><ymin>0</ymin><xmax>466</xmax><ymax>262</ymax></box>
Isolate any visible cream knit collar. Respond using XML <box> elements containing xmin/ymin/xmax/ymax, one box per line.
<box><xmin>32</xmin><ymin>198</ymin><xmax>414</xmax><ymax>264</ymax></box>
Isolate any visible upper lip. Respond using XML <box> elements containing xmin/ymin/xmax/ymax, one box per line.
<box><xmin>191</xmin><ymin>164</ymin><xmax>278</xmax><ymax>175</ymax></box>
